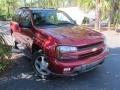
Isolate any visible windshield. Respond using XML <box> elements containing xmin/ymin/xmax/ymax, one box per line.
<box><xmin>32</xmin><ymin>10</ymin><xmax>75</xmax><ymax>26</ymax></box>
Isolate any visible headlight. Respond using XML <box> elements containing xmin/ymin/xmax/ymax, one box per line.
<box><xmin>56</xmin><ymin>46</ymin><xmax>78</xmax><ymax>60</ymax></box>
<box><xmin>57</xmin><ymin>46</ymin><xmax>77</xmax><ymax>53</ymax></box>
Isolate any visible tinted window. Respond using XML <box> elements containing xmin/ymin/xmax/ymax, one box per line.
<box><xmin>20</xmin><ymin>11</ymin><xmax>31</xmax><ymax>27</ymax></box>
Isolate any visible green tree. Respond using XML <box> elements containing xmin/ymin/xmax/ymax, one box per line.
<box><xmin>0</xmin><ymin>0</ymin><xmax>18</xmax><ymax>19</ymax></box>
<box><xmin>108</xmin><ymin>0</ymin><xmax>120</xmax><ymax>30</ymax></box>
<box><xmin>77</xmin><ymin>0</ymin><xmax>111</xmax><ymax>30</ymax></box>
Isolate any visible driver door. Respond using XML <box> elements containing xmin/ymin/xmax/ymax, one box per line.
<box><xmin>19</xmin><ymin>10</ymin><xmax>34</xmax><ymax>57</ymax></box>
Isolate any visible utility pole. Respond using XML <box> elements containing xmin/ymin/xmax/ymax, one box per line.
<box><xmin>95</xmin><ymin>0</ymin><xmax>101</xmax><ymax>31</ymax></box>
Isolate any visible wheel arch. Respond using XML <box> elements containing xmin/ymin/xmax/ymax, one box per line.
<box><xmin>32</xmin><ymin>43</ymin><xmax>42</xmax><ymax>54</ymax></box>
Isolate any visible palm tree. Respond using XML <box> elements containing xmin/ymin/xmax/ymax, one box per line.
<box><xmin>77</xmin><ymin>0</ymin><xmax>95</xmax><ymax>11</ymax></box>
<box><xmin>77</xmin><ymin>0</ymin><xmax>111</xmax><ymax>31</ymax></box>
<box><xmin>95</xmin><ymin>0</ymin><xmax>100</xmax><ymax>30</ymax></box>
<box><xmin>77</xmin><ymin>0</ymin><xmax>100</xmax><ymax>30</ymax></box>
<box><xmin>108</xmin><ymin>0</ymin><xmax>120</xmax><ymax>30</ymax></box>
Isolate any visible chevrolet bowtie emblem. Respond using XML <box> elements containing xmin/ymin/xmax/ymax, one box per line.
<box><xmin>92</xmin><ymin>48</ymin><xmax>97</xmax><ymax>52</ymax></box>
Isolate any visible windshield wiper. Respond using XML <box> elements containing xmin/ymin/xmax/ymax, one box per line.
<box><xmin>45</xmin><ymin>23</ymin><xmax>57</xmax><ymax>25</ymax></box>
<box><xmin>58</xmin><ymin>22</ymin><xmax>75</xmax><ymax>25</ymax></box>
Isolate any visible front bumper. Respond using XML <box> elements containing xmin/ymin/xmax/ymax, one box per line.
<box><xmin>50</xmin><ymin>59</ymin><xmax>104</xmax><ymax>76</ymax></box>
<box><xmin>48</xmin><ymin>48</ymin><xmax>108</xmax><ymax>76</ymax></box>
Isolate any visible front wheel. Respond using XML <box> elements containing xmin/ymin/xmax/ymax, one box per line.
<box><xmin>32</xmin><ymin>51</ymin><xmax>51</xmax><ymax>78</ymax></box>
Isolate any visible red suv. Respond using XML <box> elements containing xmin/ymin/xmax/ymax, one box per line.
<box><xmin>10</xmin><ymin>7</ymin><xmax>108</xmax><ymax>77</ymax></box>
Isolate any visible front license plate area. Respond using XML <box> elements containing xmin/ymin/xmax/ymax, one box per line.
<box><xmin>74</xmin><ymin>59</ymin><xmax>103</xmax><ymax>73</ymax></box>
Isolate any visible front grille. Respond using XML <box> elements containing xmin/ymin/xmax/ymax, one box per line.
<box><xmin>60</xmin><ymin>41</ymin><xmax>104</xmax><ymax>61</ymax></box>
<box><xmin>77</xmin><ymin>41</ymin><xmax>104</xmax><ymax>59</ymax></box>
<box><xmin>77</xmin><ymin>41</ymin><xmax>104</xmax><ymax>51</ymax></box>
<box><xmin>78</xmin><ymin>49</ymin><xmax>103</xmax><ymax>59</ymax></box>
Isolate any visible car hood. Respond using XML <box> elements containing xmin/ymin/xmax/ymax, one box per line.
<box><xmin>37</xmin><ymin>25</ymin><xmax>104</xmax><ymax>46</ymax></box>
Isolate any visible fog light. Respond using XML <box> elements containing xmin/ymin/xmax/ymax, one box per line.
<box><xmin>64</xmin><ymin>68</ymin><xmax>71</xmax><ymax>71</ymax></box>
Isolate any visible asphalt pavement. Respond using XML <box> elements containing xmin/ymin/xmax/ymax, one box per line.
<box><xmin>0</xmin><ymin>21</ymin><xmax>120</xmax><ymax>90</ymax></box>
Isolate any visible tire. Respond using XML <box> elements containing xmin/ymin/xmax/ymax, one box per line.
<box><xmin>14</xmin><ymin>41</ymin><xmax>19</xmax><ymax>49</ymax></box>
<box><xmin>11</xmin><ymin>33</ymin><xmax>19</xmax><ymax>49</ymax></box>
<box><xmin>32</xmin><ymin>50</ymin><xmax>51</xmax><ymax>79</ymax></box>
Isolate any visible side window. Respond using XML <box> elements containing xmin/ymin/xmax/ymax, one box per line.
<box><xmin>20</xmin><ymin>11</ymin><xmax>31</xmax><ymax>27</ymax></box>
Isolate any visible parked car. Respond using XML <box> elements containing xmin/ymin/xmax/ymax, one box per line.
<box><xmin>10</xmin><ymin>7</ymin><xmax>108</xmax><ymax>77</ymax></box>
